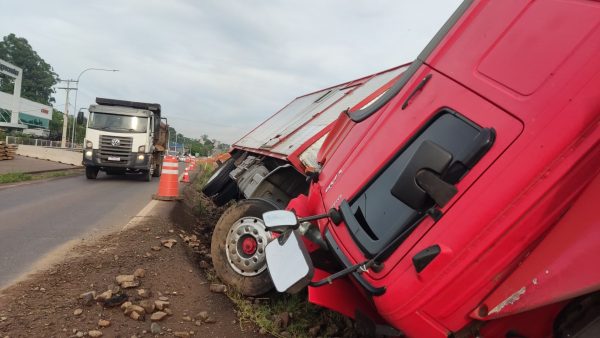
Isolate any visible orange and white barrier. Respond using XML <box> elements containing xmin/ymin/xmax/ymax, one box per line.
<box><xmin>181</xmin><ymin>167</ymin><xmax>190</xmax><ymax>183</ymax></box>
<box><xmin>152</xmin><ymin>156</ymin><xmax>182</xmax><ymax>200</ymax></box>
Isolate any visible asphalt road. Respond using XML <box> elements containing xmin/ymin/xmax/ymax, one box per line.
<box><xmin>0</xmin><ymin>169</ymin><xmax>179</xmax><ymax>288</ymax></box>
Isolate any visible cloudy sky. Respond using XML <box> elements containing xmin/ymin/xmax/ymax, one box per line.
<box><xmin>2</xmin><ymin>1</ymin><xmax>460</xmax><ymax>144</ymax></box>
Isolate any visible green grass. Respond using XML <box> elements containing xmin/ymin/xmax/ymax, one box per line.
<box><xmin>226</xmin><ymin>288</ymin><xmax>355</xmax><ymax>337</ymax></box>
<box><xmin>194</xmin><ymin>162</ymin><xmax>215</xmax><ymax>190</ymax></box>
<box><xmin>191</xmin><ymin>163</ymin><xmax>218</xmax><ymax>217</ymax></box>
<box><xmin>0</xmin><ymin>170</ymin><xmax>80</xmax><ymax>184</ymax></box>
<box><xmin>0</xmin><ymin>172</ymin><xmax>32</xmax><ymax>184</ymax></box>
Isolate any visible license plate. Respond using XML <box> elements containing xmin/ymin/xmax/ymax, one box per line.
<box><xmin>265</xmin><ymin>231</ymin><xmax>314</xmax><ymax>293</ymax></box>
<box><xmin>107</xmin><ymin>156</ymin><xmax>121</xmax><ymax>161</ymax></box>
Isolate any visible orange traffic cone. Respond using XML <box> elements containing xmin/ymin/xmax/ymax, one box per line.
<box><xmin>152</xmin><ymin>156</ymin><xmax>182</xmax><ymax>200</ymax></box>
<box><xmin>181</xmin><ymin>167</ymin><xmax>190</xmax><ymax>183</ymax></box>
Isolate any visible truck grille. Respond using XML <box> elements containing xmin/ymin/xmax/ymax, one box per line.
<box><xmin>99</xmin><ymin>135</ymin><xmax>133</xmax><ymax>164</ymax></box>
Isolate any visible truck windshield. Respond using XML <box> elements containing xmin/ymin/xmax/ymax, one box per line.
<box><xmin>88</xmin><ymin>112</ymin><xmax>148</xmax><ymax>133</ymax></box>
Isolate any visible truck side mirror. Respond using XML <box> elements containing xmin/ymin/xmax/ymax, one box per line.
<box><xmin>263</xmin><ymin>210</ymin><xmax>299</xmax><ymax>233</ymax></box>
<box><xmin>391</xmin><ymin>128</ymin><xmax>494</xmax><ymax>211</ymax></box>
<box><xmin>391</xmin><ymin>141</ymin><xmax>456</xmax><ymax>210</ymax></box>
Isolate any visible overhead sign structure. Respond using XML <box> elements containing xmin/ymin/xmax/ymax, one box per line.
<box><xmin>0</xmin><ymin>58</ymin><xmax>52</xmax><ymax>131</ymax></box>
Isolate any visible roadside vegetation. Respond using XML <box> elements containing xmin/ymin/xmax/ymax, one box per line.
<box><xmin>0</xmin><ymin>169</ymin><xmax>81</xmax><ymax>184</ymax></box>
<box><xmin>0</xmin><ymin>172</ymin><xmax>32</xmax><ymax>184</ymax></box>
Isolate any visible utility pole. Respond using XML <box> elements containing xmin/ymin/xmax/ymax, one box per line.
<box><xmin>58</xmin><ymin>79</ymin><xmax>78</xmax><ymax>148</ymax></box>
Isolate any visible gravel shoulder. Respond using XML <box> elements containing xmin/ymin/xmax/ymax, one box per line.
<box><xmin>0</xmin><ymin>202</ymin><xmax>263</xmax><ymax>338</ymax></box>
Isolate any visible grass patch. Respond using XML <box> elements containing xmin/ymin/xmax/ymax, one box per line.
<box><xmin>228</xmin><ymin>289</ymin><xmax>355</xmax><ymax>338</ymax></box>
<box><xmin>192</xmin><ymin>163</ymin><xmax>218</xmax><ymax>217</ymax></box>
<box><xmin>0</xmin><ymin>172</ymin><xmax>32</xmax><ymax>184</ymax></box>
<box><xmin>194</xmin><ymin>162</ymin><xmax>215</xmax><ymax>190</ymax></box>
<box><xmin>0</xmin><ymin>170</ymin><xmax>82</xmax><ymax>185</ymax></box>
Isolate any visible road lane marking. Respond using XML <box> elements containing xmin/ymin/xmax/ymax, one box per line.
<box><xmin>121</xmin><ymin>199</ymin><xmax>159</xmax><ymax>231</ymax></box>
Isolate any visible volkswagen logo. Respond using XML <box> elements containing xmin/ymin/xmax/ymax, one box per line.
<box><xmin>111</xmin><ymin>138</ymin><xmax>120</xmax><ymax>146</ymax></box>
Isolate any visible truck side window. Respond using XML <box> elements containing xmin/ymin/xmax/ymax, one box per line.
<box><xmin>343</xmin><ymin>111</ymin><xmax>494</xmax><ymax>258</ymax></box>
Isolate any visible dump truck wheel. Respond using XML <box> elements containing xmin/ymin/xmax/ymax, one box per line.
<box><xmin>212</xmin><ymin>181</ymin><xmax>239</xmax><ymax>207</ymax></box>
<box><xmin>202</xmin><ymin>158</ymin><xmax>235</xmax><ymax>196</ymax></box>
<box><xmin>211</xmin><ymin>199</ymin><xmax>276</xmax><ymax>296</ymax></box>
<box><xmin>152</xmin><ymin>161</ymin><xmax>162</xmax><ymax>177</ymax></box>
<box><xmin>85</xmin><ymin>166</ymin><xmax>99</xmax><ymax>179</ymax></box>
<box><xmin>142</xmin><ymin>169</ymin><xmax>152</xmax><ymax>182</ymax></box>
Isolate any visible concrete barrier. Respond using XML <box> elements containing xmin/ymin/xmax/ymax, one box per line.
<box><xmin>16</xmin><ymin>145</ymin><xmax>82</xmax><ymax>166</ymax></box>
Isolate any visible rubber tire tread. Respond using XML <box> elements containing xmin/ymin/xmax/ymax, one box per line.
<box><xmin>85</xmin><ymin>166</ymin><xmax>99</xmax><ymax>179</ymax></box>
<box><xmin>202</xmin><ymin>159</ymin><xmax>235</xmax><ymax>197</ymax></box>
<box><xmin>152</xmin><ymin>160</ymin><xmax>162</xmax><ymax>177</ymax></box>
<box><xmin>211</xmin><ymin>199</ymin><xmax>276</xmax><ymax>296</ymax></box>
<box><xmin>212</xmin><ymin>181</ymin><xmax>239</xmax><ymax>207</ymax></box>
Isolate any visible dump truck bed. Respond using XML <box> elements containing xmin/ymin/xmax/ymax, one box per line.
<box><xmin>233</xmin><ymin>64</ymin><xmax>410</xmax><ymax>161</ymax></box>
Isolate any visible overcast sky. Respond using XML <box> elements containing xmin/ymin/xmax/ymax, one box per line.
<box><xmin>1</xmin><ymin>1</ymin><xmax>460</xmax><ymax>144</ymax></box>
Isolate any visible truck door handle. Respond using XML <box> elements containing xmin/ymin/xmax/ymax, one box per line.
<box><xmin>402</xmin><ymin>74</ymin><xmax>432</xmax><ymax>110</ymax></box>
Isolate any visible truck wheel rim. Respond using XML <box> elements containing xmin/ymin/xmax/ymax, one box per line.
<box><xmin>225</xmin><ymin>216</ymin><xmax>271</xmax><ymax>276</ymax></box>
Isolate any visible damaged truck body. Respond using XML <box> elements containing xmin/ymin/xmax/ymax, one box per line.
<box><xmin>204</xmin><ymin>64</ymin><xmax>410</xmax><ymax>295</ymax></box>
<box><xmin>260</xmin><ymin>0</ymin><xmax>600</xmax><ymax>337</ymax></box>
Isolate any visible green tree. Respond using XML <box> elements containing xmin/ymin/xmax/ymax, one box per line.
<box><xmin>49</xmin><ymin>109</ymin><xmax>64</xmax><ymax>140</ymax></box>
<box><xmin>0</xmin><ymin>33</ymin><xmax>58</xmax><ymax>104</ymax></box>
<box><xmin>168</xmin><ymin>126</ymin><xmax>177</xmax><ymax>143</ymax></box>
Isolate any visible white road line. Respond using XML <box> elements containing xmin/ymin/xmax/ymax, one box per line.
<box><xmin>122</xmin><ymin>164</ymin><xmax>185</xmax><ymax>231</ymax></box>
<box><xmin>121</xmin><ymin>199</ymin><xmax>159</xmax><ymax>231</ymax></box>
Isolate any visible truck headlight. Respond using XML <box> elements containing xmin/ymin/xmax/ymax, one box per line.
<box><xmin>86</xmin><ymin>140</ymin><xmax>93</xmax><ymax>148</ymax></box>
<box><xmin>85</xmin><ymin>150</ymin><xmax>93</xmax><ymax>159</ymax></box>
<box><xmin>138</xmin><ymin>145</ymin><xmax>146</xmax><ymax>153</ymax></box>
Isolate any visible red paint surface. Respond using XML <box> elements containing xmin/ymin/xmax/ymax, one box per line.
<box><xmin>287</xmin><ymin>0</ymin><xmax>600</xmax><ymax>336</ymax></box>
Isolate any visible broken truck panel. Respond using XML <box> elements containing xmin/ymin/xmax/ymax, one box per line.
<box><xmin>205</xmin><ymin>63</ymin><xmax>411</xmax><ymax>296</ymax></box>
<box><xmin>473</xmin><ymin>163</ymin><xmax>600</xmax><ymax>320</ymax></box>
<box><xmin>233</xmin><ymin>64</ymin><xmax>408</xmax><ymax>161</ymax></box>
<box><xmin>262</xmin><ymin>0</ymin><xmax>600</xmax><ymax>336</ymax></box>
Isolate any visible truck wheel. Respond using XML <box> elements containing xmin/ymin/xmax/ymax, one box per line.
<box><xmin>85</xmin><ymin>166</ymin><xmax>99</xmax><ymax>179</ymax></box>
<box><xmin>211</xmin><ymin>199</ymin><xmax>276</xmax><ymax>296</ymax></box>
<box><xmin>152</xmin><ymin>161</ymin><xmax>162</xmax><ymax>177</ymax></box>
<box><xmin>143</xmin><ymin>169</ymin><xmax>152</xmax><ymax>182</ymax></box>
<box><xmin>202</xmin><ymin>158</ymin><xmax>235</xmax><ymax>197</ymax></box>
<box><xmin>212</xmin><ymin>181</ymin><xmax>239</xmax><ymax>207</ymax></box>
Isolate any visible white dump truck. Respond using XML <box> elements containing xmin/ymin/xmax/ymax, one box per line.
<box><xmin>82</xmin><ymin>97</ymin><xmax>168</xmax><ymax>181</ymax></box>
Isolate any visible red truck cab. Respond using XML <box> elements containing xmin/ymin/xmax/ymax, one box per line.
<box><xmin>264</xmin><ymin>0</ymin><xmax>600</xmax><ymax>336</ymax></box>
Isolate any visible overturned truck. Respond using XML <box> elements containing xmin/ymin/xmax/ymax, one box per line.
<box><xmin>202</xmin><ymin>65</ymin><xmax>410</xmax><ymax>295</ymax></box>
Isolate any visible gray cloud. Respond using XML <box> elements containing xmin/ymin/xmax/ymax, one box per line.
<box><xmin>1</xmin><ymin>0</ymin><xmax>460</xmax><ymax>143</ymax></box>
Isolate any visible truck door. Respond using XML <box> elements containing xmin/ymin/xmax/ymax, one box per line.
<box><xmin>322</xmin><ymin>65</ymin><xmax>523</xmax><ymax>280</ymax></box>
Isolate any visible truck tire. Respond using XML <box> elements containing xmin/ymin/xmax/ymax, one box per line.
<box><xmin>211</xmin><ymin>199</ymin><xmax>276</xmax><ymax>296</ymax></box>
<box><xmin>202</xmin><ymin>158</ymin><xmax>235</xmax><ymax>197</ymax></box>
<box><xmin>212</xmin><ymin>181</ymin><xmax>239</xmax><ymax>207</ymax></box>
<box><xmin>152</xmin><ymin>161</ymin><xmax>162</xmax><ymax>177</ymax></box>
<box><xmin>142</xmin><ymin>169</ymin><xmax>152</xmax><ymax>182</ymax></box>
<box><xmin>85</xmin><ymin>166</ymin><xmax>99</xmax><ymax>179</ymax></box>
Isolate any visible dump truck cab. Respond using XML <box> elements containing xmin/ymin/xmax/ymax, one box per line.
<box><xmin>83</xmin><ymin>98</ymin><xmax>167</xmax><ymax>181</ymax></box>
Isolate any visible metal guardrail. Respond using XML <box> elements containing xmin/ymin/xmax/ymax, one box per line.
<box><xmin>5</xmin><ymin>136</ymin><xmax>82</xmax><ymax>150</ymax></box>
